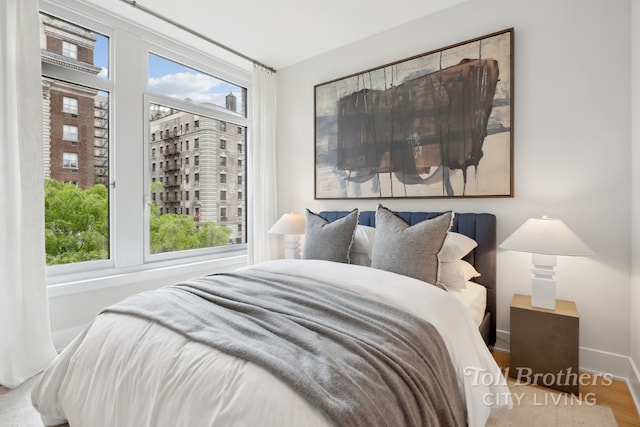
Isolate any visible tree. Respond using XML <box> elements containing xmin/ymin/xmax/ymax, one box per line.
<box><xmin>44</xmin><ymin>179</ymin><xmax>109</xmax><ymax>265</ymax></box>
<box><xmin>44</xmin><ymin>179</ymin><xmax>233</xmax><ymax>263</ymax></box>
<box><xmin>149</xmin><ymin>182</ymin><xmax>231</xmax><ymax>254</ymax></box>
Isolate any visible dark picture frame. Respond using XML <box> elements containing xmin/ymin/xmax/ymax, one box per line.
<box><xmin>314</xmin><ymin>28</ymin><xmax>514</xmax><ymax>199</ymax></box>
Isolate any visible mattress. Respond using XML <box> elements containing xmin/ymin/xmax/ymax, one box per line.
<box><xmin>448</xmin><ymin>281</ymin><xmax>487</xmax><ymax>327</ymax></box>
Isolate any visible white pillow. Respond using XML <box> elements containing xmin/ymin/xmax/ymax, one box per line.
<box><xmin>352</xmin><ymin>225</ymin><xmax>376</xmax><ymax>259</ymax></box>
<box><xmin>438</xmin><ymin>259</ymin><xmax>481</xmax><ymax>290</ymax></box>
<box><xmin>439</xmin><ymin>232</ymin><xmax>478</xmax><ymax>262</ymax></box>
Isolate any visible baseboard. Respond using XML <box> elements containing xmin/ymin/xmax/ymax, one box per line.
<box><xmin>629</xmin><ymin>357</ymin><xmax>640</xmax><ymax>418</ymax></box>
<box><xmin>495</xmin><ymin>329</ymin><xmax>640</xmax><ymax>413</ymax></box>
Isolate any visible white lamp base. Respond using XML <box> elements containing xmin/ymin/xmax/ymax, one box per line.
<box><xmin>530</xmin><ymin>253</ymin><xmax>557</xmax><ymax>310</ymax></box>
<box><xmin>283</xmin><ymin>234</ymin><xmax>301</xmax><ymax>259</ymax></box>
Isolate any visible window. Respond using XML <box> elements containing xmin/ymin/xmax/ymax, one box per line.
<box><xmin>237</xmin><ymin>175</ymin><xmax>242</xmax><ymax>185</ymax></box>
<box><xmin>220</xmin><ymin>139</ymin><xmax>226</xmax><ymax>149</ymax></box>
<box><xmin>62</xmin><ymin>125</ymin><xmax>79</xmax><ymax>142</ymax></box>
<box><xmin>220</xmin><ymin>173</ymin><xmax>226</xmax><ymax>183</ymax></box>
<box><xmin>220</xmin><ymin>122</ymin><xmax>226</xmax><ymax>132</ymax></box>
<box><xmin>63</xmin><ymin>97</ymin><xmax>78</xmax><ymax>114</ymax></box>
<box><xmin>62</xmin><ymin>41</ymin><xmax>77</xmax><ymax>59</ymax></box>
<box><xmin>237</xmin><ymin>143</ymin><xmax>242</xmax><ymax>153</ymax></box>
<box><xmin>41</xmin><ymin>11</ymin><xmax>111</xmax><ymax>268</ymax></box>
<box><xmin>62</xmin><ymin>152</ymin><xmax>79</xmax><ymax>168</ymax></box>
<box><xmin>41</xmin><ymin>5</ymin><xmax>249</xmax><ymax>281</ymax></box>
<box><xmin>220</xmin><ymin>190</ymin><xmax>226</xmax><ymax>201</ymax></box>
<box><xmin>220</xmin><ymin>208</ymin><xmax>227</xmax><ymax>219</ymax></box>
<box><xmin>220</xmin><ymin>156</ymin><xmax>226</xmax><ymax>166</ymax></box>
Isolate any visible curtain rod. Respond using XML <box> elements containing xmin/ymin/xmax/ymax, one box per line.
<box><xmin>119</xmin><ymin>0</ymin><xmax>276</xmax><ymax>73</ymax></box>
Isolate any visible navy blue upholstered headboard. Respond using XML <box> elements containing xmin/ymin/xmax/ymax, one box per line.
<box><xmin>320</xmin><ymin>210</ymin><xmax>497</xmax><ymax>347</ymax></box>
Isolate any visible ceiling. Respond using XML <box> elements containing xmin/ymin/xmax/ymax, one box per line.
<box><xmin>115</xmin><ymin>0</ymin><xmax>467</xmax><ymax>70</ymax></box>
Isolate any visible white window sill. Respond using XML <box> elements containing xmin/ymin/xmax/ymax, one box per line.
<box><xmin>47</xmin><ymin>249</ymin><xmax>248</xmax><ymax>297</ymax></box>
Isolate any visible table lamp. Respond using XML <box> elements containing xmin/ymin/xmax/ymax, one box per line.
<box><xmin>268</xmin><ymin>213</ymin><xmax>306</xmax><ymax>259</ymax></box>
<box><xmin>499</xmin><ymin>216</ymin><xmax>594</xmax><ymax>310</ymax></box>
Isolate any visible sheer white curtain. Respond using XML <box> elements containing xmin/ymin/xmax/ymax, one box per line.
<box><xmin>0</xmin><ymin>0</ymin><xmax>58</xmax><ymax>388</ymax></box>
<box><xmin>248</xmin><ymin>65</ymin><xmax>279</xmax><ymax>264</ymax></box>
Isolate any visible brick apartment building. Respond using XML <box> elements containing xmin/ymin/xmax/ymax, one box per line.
<box><xmin>40</xmin><ymin>13</ymin><xmax>104</xmax><ymax>189</ymax></box>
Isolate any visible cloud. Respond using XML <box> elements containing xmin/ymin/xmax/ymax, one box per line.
<box><xmin>148</xmin><ymin>72</ymin><xmax>223</xmax><ymax>102</ymax></box>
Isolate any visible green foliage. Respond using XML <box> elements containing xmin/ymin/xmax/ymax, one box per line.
<box><xmin>44</xmin><ymin>179</ymin><xmax>109</xmax><ymax>265</ymax></box>
<box><xmin>44</xmin><ymin>178</ymin><xmax>233</xmax><ymax>264</ymax></box>
<box><xmin>149</xmin><ymin>213</ymin><xmax>231</xmax><ymax>254</ymax></box>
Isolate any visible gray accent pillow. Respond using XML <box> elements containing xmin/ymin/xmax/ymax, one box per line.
<box><xmin>371</xmin><ymin>205</ymin><xmax>452</xmax><ymax>285</ymax></box>
<box><xmin>302</xmin><ymin>209</ymin><xmax>359</xmax><ymax>263</ymax></box>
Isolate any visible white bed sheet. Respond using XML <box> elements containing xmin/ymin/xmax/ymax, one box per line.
<box><xmin>32</xmin><ymin>260</ymin><xmax>510</xmax><ymax>427</ymax></box>
<box><xmin>447</xmin><ymin>281</ymin><xmax>487</xmax><ymax>327</ymax></box>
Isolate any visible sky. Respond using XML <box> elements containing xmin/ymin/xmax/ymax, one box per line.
<box><xmin>92</xmin><ymin>33</ymin><xmax>245</xmax><ymax>114</ymax></box>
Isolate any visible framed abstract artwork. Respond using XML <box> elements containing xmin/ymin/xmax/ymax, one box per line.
<box><xmin>314</xmin><ymin>28</ymin><xmax>514</xmax><ymax>199</ymax></box>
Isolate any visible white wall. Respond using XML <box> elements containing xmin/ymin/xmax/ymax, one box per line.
<box><xmin>276</xmin><ymin>0</ymin><xmax>632</xmax><ymax>372</ymax></box>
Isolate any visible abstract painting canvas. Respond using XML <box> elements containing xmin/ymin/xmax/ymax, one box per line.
<box><xmin>314</xmin><ymin>28</ymin><xmax>513</xmax><ymax>199</ymax></box>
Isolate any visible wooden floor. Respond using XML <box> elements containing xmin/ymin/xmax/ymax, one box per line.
<box><xmin>492</xmin><ymin>350</ymin><xmax>640</xmax><ymax>427</ymax></box>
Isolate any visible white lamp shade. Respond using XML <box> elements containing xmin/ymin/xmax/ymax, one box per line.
<box><xmin>499</xmin><ymin>216</ymin><xmax>594</xmax><ymax>257</ymax></box>
<box><xmin>268</xmin><ymin>213</ymin><xmax>306</xmax><ymax>235</ymax></box>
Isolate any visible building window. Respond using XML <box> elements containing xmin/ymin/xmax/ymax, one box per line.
<box><xmin>237</xmin><ymin>143</ymin><xmax>242</xmax><ymax>153</ymax></box>
<box><xmin>195</xmin><ymin>190</ymin><xmax>199</xmax><ymax>200</ymax></box>
<box><xmin>62</xmin><ymin>41</ymin><xmax>77</xmax><ymax>59</ymax></box>
<box><xmin>220</xmin><ymin>139</ymin><xmax>226</xmax><ymax>149</ymax></box>
<box><xmin>220</xmin><ymin>173</ymin><xmax>226</xmax><ymax>183</ymax></box>
<box><xmin>237</xmin><ymin>175</ymin><xmax>242</xmax><ymax>185</ymax></box>
<box><xmin>194</xmin><ymin>120</ymin><xmax>199</xmax><ymax>129</ymax></box>
<box><xmin>220</xmin><ymin>190</ymin><xmax>226</xmax><ymax>201</ymax></box>
<box><xmin>238</xmin><ymin>159</ymin><xmax>242</xmax><ymax>168</ymax></box>
<box><xmin>194</xmin><ymin>156</ymin><xmax>199</xmax><ymax>166</ymax></box>
<box><xmin>238</xmin><ymin>207</ymin><xmax>242</xmax><ymax>216</ymax></box>
<box><xmin>63</xmin><ymin>124</ymin><xmax>78</xmax><ymax>142</ymax></box>
<box><xmin>220</xmin><ymin>156</ymin><xmax>226</xmax><ymax>166</ymax></box>
<box><xmin>62</xmin><ymin>152</ymin><xmax>79</xmax><ymax>169</ymax></box>
<box><xmin>194</xmin><ymin>173</ymin><xmax>199</xmax><ymax>182</ymax></box>
<box><xmin>220</xmin><ymin>122</ymin><xmax>226</xmax><ymax>132</ymax></box>
<box><xmin>220</xmin><ymin>208</ymin><xmax>227</xmax><ymax>219</ymax></box>
<box><xmin>194</xmin><ymin>137</ymin><xmax>199</xmax><ymax>148</ymax></box>
<box><xmin>63</xmin><ymin>97</ymin><xmax>78</xmax><ymax>114</ymax></box>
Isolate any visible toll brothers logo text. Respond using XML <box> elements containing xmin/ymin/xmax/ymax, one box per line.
<box><xmin>465</xmin><ymin>367</ymin><xmax>614</xmax><ymax>407</ymax></box>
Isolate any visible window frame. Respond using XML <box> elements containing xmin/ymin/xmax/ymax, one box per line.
<box><xmin>62</xmin><ymin>152</ymin><xmax>79</xmax><ymax>169</ymax></box>
<box><xmin>62</xmin><ymin>96</ymin><xmax>78</xmax><ymax>114</ymax></box>
<box><xmin>143</xmin><ymin>91</ymin><xmax>249</xmax><ymax>263</ymax></box>
<box><xmin>62</xmin><ymin>40</ymin><xmax>77</xmax><ymax>59</ymax></box>
<box><xmin>41</xmin><ymin>0</ymin><xmax>251</xmax><ymax>289</ymax></box>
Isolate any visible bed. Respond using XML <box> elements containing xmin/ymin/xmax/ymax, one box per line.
<box><xmin>319</xmin><ymin>210</ymin><xmax>497</xmax><ymax>347</ymax></box>
<box><xmin>32</xmin><ymin>208</ymin><xmax>509</xmax><ymax>427</ymax></box>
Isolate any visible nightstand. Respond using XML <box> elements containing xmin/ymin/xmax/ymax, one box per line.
<box><xmin>509</xmin><ymin>293</ymin><xmax>579</xmax><ymax>395</ymax></box>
